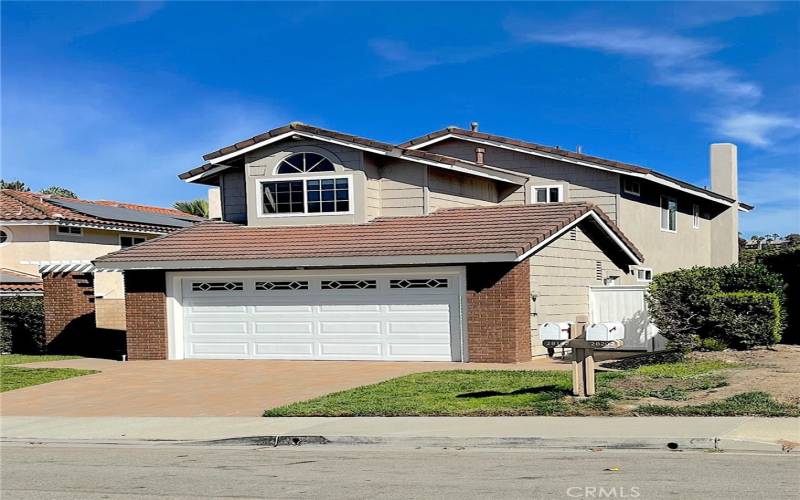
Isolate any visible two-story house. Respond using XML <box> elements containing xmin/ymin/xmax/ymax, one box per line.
<box><xmin>92</xmin><ymin>122</ymin><xmax>750</xmax><ymax>363</ymax></box>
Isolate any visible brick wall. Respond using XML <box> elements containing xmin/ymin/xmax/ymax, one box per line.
<box><xmin>124</xmin><ymin>270</ymin><xmax>168</xmax><ymax>360</ymax></box>
<box><xmin>466</xmin><ymin>260</ymin><xmax>532</xmax><ymax>363</ymax></box>
<box><xmin>42</xmin><ymin>272</ymin><xmax>96</xmax><ymax>354</ymax></box>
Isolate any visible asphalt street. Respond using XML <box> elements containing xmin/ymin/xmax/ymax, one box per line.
<box><xmin>1</xmin><ymin>442</ymin><xmax>798</xmax><ymax>499</ymax></box>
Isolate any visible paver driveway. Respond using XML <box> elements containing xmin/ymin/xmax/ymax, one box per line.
<box><xmin>0</xmin><ymin>357</ymin><xmax>570</xmax><ymax>417</ymax></box>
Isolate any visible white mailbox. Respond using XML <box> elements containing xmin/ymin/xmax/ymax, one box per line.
<box><xmin>540</xmin><ymin>322</ymin><xmax>572</xmax><ymax>341</ymax></box>
<box><xmin>586</xmin><ymin>322</ymin><xmax>625</xmax><ymax>342</ymax></box>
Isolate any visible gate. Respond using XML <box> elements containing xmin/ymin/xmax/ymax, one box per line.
<box><xmin>588</xmin><ymin>286</ymin><xmax>665</xmax><ymax>351</ymax></box>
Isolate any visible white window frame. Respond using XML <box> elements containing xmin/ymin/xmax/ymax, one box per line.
<box><xmin>623</xmin><ymin>178</ymin><xmax>641</xmax><ymax>196</ymax></box>
<box><xmin>256</xmin><ymin>174</ymin><xmax>354</xmax><ymax>218</ymax></box>
<box><xmin>692</xmin><ymin>203</ymin><xmax>700</xmax><ymax>229</ymax></box>
<box><xmin>0</xmin><ymin>227</ymin><xmax>12</xmax><ymax>247</ymax></box>
<box><xmin>531</xmin><ymin>184</ymin><xmax>564</xmax><ymax>204</ymax></box>
<box><xmin>660</xmin><ymin>196</ymin><xmax>678</xmax><ymax>233</ymax></box>
<box><xmin>273</xmin><ymin>152</ymin><xmax>336</xmax><ymax>175</ymax></box>
<box><xmin>120</xmin><ymin>235</ymin><xmax>147</xmax><ymax>248</ymax></box>
<box><xmin>635</xmin><ymin>267</ymin><xmax>653</xmax><ymax>282</ymax></box>
<box><xmin>57</xmin><ymin>225</ymin><xmax>83</xmax><ymax>236</ymax></box>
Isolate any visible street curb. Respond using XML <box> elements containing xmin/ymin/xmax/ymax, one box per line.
<box><xmin>5</xmin><ymin>435</ymin><xmax>794</xmax><ymax>453</ymax></box>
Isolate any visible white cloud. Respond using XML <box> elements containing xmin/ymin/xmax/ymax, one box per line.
<box><xmin>715</xmin><ymin>112</ymin><xmax>800</xmax><ymax>147</ymax></box>
<box><xmin>368</xmin><ymin>38</ymin><xmax>510</xmax><ymax>75</ymax></box>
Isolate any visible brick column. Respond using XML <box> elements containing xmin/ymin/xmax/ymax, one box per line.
<box><xmin>42</xmin><ymin>272</ymin><xmax>96</xmax><ymax>354</ymax></box>
<box><xmin>124</xmin><ymin>270</ymin><xmax>168</xmax><ymax>360</ymax></box>
<box><xmin>466</xmin><ymin>260</ymin><xmax>532</xmax><ymax>363</ymax></box>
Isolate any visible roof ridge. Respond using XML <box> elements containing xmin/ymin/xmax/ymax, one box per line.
<box><xmin>1</xmin><ymin>190</ymin><xmax>54</xmax><ymax>218</ymax></box>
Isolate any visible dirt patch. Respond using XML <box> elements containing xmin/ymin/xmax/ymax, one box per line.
<box><xmin>686</xmin><ymin>345</ymin><xmax>800</xmax><ymax>405</ymax></box>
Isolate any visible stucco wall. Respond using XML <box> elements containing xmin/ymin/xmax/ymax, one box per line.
<box><xmin>528</xmin><ymin>221</ymin><xmax>628</xmax><ymax>355</ymax></box>
<box><xmin>0</xmin><ymin>224</ymin><xmax>155</xmax><ymax>300</ymax></box>
<box><xmin>616</xmin><ymin>182</ymin><xmax>715</xmax><ymax>275</ymax></box>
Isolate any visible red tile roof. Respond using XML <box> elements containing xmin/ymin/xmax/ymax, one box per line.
<box><xmin>0</xmin><ymin>190</ymin><xmax>198</xmax><ymax>233</ymax></box>
<box><xmin>0</xmin><ymin>268</ymin><xmax>43</xmax><ymax>295</ymax></box>
<box><xmin>95</xmin><ymin>202</ymin><xmax>643</xmax><ymax>266</ymax></box>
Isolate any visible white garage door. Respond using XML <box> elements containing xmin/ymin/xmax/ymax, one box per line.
<box><xmin>171</xmin><ymin>270</ymin><xmax>464</xmax><ymax>361</ymax></box>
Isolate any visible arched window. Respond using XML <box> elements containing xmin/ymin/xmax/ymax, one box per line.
<box><xmin>277</xmin><ymin>152</ymin><xmax>335</xmax><ymax>174</ymax></box>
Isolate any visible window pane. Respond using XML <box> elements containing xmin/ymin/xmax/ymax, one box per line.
<box><xmin>321</xmin><ymin>201</ymin><xmax>335</xmax><ymax>212</ymax></box>
<box><xmin>322</xmin><ymin>189</ymin><xmax>335</xmax><ymax>201</ymax></box>
<box><xmin>307</xmin><ymin>190</ymin><xmax>320</xmax><ymax>201</ymax></box>
<box><xmin>308</xmin><ymin>202</ymin><xmax>321</xmax><ymax>213</ymax></box>
<box><xmin>536</xmin><ymin>188</ymin><xmax>547</xmax><ymax>203</ymax></box>
<box><xmin>335</xmin><ymin>189</ymin><xmax>348</xmax><ymax>201</ymax></box>
<box><xmin>321</xmin><ymin>179</ymin><xmax>335</xmax><ymax>190</ymax></box>
<box><xmin>121</xmin><ymin>237</ymin><xmax>132</xmax><ymax>247</ymax></box>
<box><xmin>336</xmin><ymin>201</ymin><xmax>349</xmax><ymax>212</ymax></box>
<box><xmin>335</xmin><ymin>178</ymin><xmax>348</xmax><ymax>189</ymax></box>
<box><xmin>286</xmin><ymin>154</ymin><xmax>304</xmax><ymax>170</ymax></box>
<box><xmin>307</xmin><ymin>179</ymin><xmax>320</xmax><ymax>189</ymax></box>
<box><xmin>549</xmin><ymin>187</ymin><xmax>560</xmax><ymax>202</ymax></box>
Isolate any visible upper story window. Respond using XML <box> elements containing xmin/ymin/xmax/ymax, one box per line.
<box><xmin>57</xmin><ymin>225</ymin><xmax>82</xmax><ymax>236</ymax></box>
<box><xmin>0</xmin><ymin>229</ymin><xmax>10</xmax><ymax>246</ymax></box>
<box><xmin>623</xmin><ymin>178</ymin><xmax>641</xmax><ymax>196</ymax></box>
<box><xmin>120</xmin><ymin>235</ymin><xmax>146</xmax><ymax>248</ymax></box>
<box><xmin>660</xmin><ymin>196</ymin><xmax>677</xmax><ymax>232</ymax></box>
<box><xmin>277</xmin><ymin>152</ymin><xmax>335</xmax><ymax>174</ymax></box>
<box><xmin>260</xmin><ymin>152</ymin><xmax>351</xmax><ymax>216</ymax></box>
<box><xmin>532</xmin><ymin>185</ymin><xmax>564</xmax><ymax>203</ymax></box>
<box><xmin>692</xmin><ymin>203</ymin><xmax>700</xmax><ymax>229</ymax></box>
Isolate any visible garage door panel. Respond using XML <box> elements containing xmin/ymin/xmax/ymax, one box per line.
<box><xmin>179</xmin><ymin>273</ymin><xmax>462</xmax><ymax>361</ymax></box>
<box><xmin>253</xmin><ymin>343</ymin><xmax>314</xmax><ymax>357</ymax></box>
<box><xmin>253</xmin><ymin>322</ymin><xmax>314</xmax><ymax>335</ymax></box>
<box><xmin>189</xmin><ymin>321</ymin><xmax>248</xmax><ymax>335</ymax></box>
<box><xmin>320</xmin><ymin>343</ymin><xmax>383</xmax><ymax>357</ymax></box>
<box><xmin>190</xmin><ymin>342</ymin><xmax>249</xmax><ymax>356</ymax></box>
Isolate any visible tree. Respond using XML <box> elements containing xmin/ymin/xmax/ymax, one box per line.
<box><xmin>786</xmin><ymin>234</ymin><xmax>800</xmax><ymax>246</ymax></box>
<box><xmin>40</xmin><ymin>186</ymin><xmax>78</xmax><ymax>198</ymax></box>
<box><xmin>173</xmin><ymin>199</ymin><xmax>208</xmax><ymax>218</ymax></box>
<box><xmin>0</xmin><ymin>179</ymin><xmax>30</xmax><ymax>191</ymax></box>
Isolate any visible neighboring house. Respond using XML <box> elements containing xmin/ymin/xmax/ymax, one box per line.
<box><xmin>0</xmin><ymin>189</ymin><xmax>202</xmax><ymax>332</ymax></box>
<box><xmin>90</xmin><ymin>122</ymin><xmax>750</xmax><ymax>363</ymax></box>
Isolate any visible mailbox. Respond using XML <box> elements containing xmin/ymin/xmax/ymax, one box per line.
<box><xmin>586</xmin><ymin>322</ymin><xmax>624</xmax><ymax>342</ymax></box>
<box><xmin>540</xmin><ymin>322</ymin><xmax>571</xmax><ymax>341</ymax></box>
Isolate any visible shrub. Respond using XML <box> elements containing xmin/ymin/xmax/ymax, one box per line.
<box><xmin>697</xmin><ymin>337</ymin><xmax>728</xmax><ymax>351</ymax></box>
<box><xmin>755</xmin><ymin>248</ymin><xmax>799</xmax><ymax>344</ymax></box>
<box><xmin>647</xmin><ymin>264</ymin><xmax>785</xmax><ymax>351</ymax></box>
<box><xmin>708</xmin><ymin>292</ymin><xmax>782</xmax><ymax>349</ymax></box>
<box><xmin>0</xmin><ymin>296</ymin><xmax>45</xmax><ymax>354</ymax></box>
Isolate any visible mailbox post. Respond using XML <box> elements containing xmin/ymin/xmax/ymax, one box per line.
<box><xmin>541</xmin><ymin>315</ymin><xmax>624</xmax><ymax>398</ymax></box>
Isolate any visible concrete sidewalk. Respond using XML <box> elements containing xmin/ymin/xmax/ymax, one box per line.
<box><xmin>2</xmin><ymin>416</ymin><xmax>798</xmax><ymax>452</ymax></box>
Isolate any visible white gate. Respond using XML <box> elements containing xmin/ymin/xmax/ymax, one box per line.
<box><xmin>588</xmin><ymin>286</ymin><xmax>665</xmax><ymax>351</ymax></box>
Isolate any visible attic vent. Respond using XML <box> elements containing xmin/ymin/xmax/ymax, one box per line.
<box><xmin>569</xmin><ymin>227</ymin><xmax>578</xmax><ymax>240</ymax></box>
<box><xmin>595</xmin><ymin>261</ymin><xmax>603</xmax><ymax>280</ymax></box>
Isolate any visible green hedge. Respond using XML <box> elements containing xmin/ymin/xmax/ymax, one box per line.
<box><xmin>754</xmin><ymin>248</ymin><xmax>799</xmax><ymax>344</ymax></box>
<box><xmin>0</xmin><ymin>296</ymin><xmax>45</xmax><ymax>354</ymax></box>
<box><xmin>708</xmin><ymin>292</ymin><xmax>782</xmax><ymax>349</ymax></box>
<box><xmin>646</xmin><ymin>264</ymin><xmax>785</xmax><ymax>351</ymax></box>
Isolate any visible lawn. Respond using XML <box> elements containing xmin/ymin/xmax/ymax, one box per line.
<box><xmin>0</xmin><ymin>354</ymin><xmax>95</xmax><ymax>392</ymax></box>
<box><xmin>264</xmin><ymin>359</ymin><xmax>799</xmax><ymax>417</ymax></box>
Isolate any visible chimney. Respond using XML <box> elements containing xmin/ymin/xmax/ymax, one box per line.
<box><xmin>709</xmin><ymin>143</ymin><xmax>739</xmax><ymax>266</ymax></box>
<box><xmin>208</xmin><ymin>187</ymin><xmax>222</xmax><ymax>220</ymax></box>
<box><xmin>475</xmin><ymin>147</ymin><xmax>485</xmax><ymax>165</ymax></box>
<box><xmin>710</xmin><ymin>143</ymin><xmax>738</xmax><ymax>199</ymax></box>
<box><xmin>470</xmin><ymin>121</ymin><xmax>479</xmax><ymax>132</ymax></box>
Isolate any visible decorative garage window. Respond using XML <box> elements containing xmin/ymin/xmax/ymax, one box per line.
<box><xmin>191</xmin><ymin>282</ymin><xmax>244</xmax><ymax>292</ymax></box>
<box><xmin>321</xmin><ymin>280</ymin><xmax>377</xmax><ymax>290</ymax></box>
<box><xmin>390</xmin><ymin>278</ymin><xmax>449</xmax><ymax>289</ymax></box>
<box><xmin>255</xmin><ymin>281</ymin><xmax>309</xmax><ymax>291</ymax></box>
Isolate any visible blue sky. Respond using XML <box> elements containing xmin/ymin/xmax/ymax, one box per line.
<box><xmin>2</xmin><ymin>1</ymin><xmax>798</xmax><ymax>236</ymax></box>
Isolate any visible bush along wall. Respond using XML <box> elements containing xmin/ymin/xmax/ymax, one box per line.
<box><xmin>646</xmin><ymin>264</ymin><xmax>786</xmax><ymax>351</ymax></box>
<box><xmin>708</xmin><ymin>292</ymin><xmax>782</xmax><ymax>349</ymax></box>
<box><xmin>0</xmin><ymin>296</ymin><xmax>45</xmax><ymax>354</ymax></box>
<box><xmin>754</xmin><ymin>248</ymin><xmax>799</xmax><ymax>344</ymax></box>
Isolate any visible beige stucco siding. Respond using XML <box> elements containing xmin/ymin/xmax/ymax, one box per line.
<box><xmin>528</xmin><ymin>222</ymin><xmax>628</xmax><ymax>355</ymax></box>
<box><xmin>424</xmin><ymin>139</ymin><xmax>620</xmax><ymax>220</ymax></box>
<box><xmin>617</xmin><ymin>185</ymin><xmax>714</xmax><ymax>275</ymax></box>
